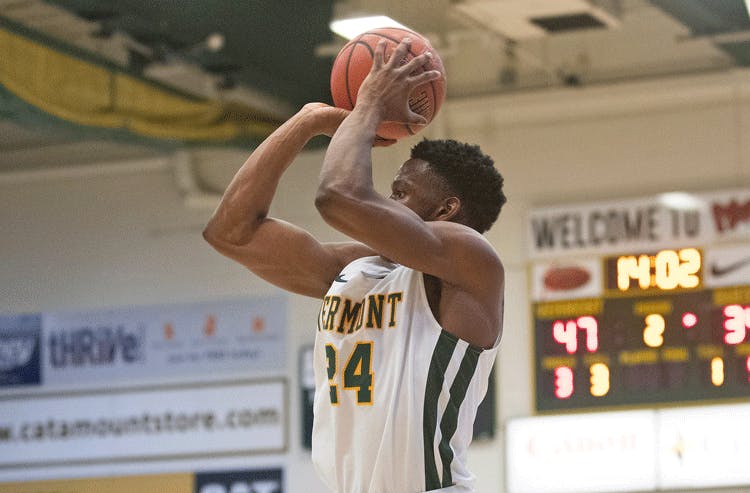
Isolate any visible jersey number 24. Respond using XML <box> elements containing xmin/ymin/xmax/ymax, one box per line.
<box><xmin>325</xmin><ymin>342</ymin><xmax>374</xmax><ymax>405</ymax></box>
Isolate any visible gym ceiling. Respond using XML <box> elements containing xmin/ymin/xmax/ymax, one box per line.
<box><xmin>0</xmin><ymin>0</ymin><xmax>749</xmax><ymax>167</ymax></box>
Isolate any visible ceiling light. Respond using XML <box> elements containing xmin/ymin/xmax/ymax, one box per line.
<box><xmin>330</xmin><ymin>15</ymin><xmax>409</xmax><ymax>40</ymax></box>
<box><xmin>658</xmin><ymin>192</ymin><xmax>703</xmax><ymax>211</ymax></box>
<box><xmin>205</xmin><ymin>33</ymin><xmax>225</xmax><ymax>52</ymax></box>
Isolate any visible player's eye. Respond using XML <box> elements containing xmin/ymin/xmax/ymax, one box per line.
<box><xmin>390</xmin><ymin>190</ymin><xmax>405</xmax><ymax>199</ymax></box>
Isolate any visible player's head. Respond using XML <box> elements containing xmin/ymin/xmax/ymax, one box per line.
<box><xmin>390</xmin><ymin>139</ymin><xmax>506</xmax><ymax>233</ymax></box>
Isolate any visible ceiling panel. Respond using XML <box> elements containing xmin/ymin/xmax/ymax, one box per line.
<box><xmin>46</xmin><ymin>0</ymin><xmax>337</xmax><ymax>107</ymax></box>
<box><xmin>648</xmin><ymin>0</ymin><xmax>750</xmax><ymax>35</ymax></box>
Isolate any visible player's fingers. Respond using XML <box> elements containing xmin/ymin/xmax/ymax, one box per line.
<box><xmin>387</xmin><ymin>38</ymin><xmax>412</xmax><ymax>68</ymax></box>
<box><xmin>401</xmin><ymin>51</ymin><xmax>433</xmax><ymax>74</ymax></box>
<box><xmin>372</xmin><ymin>40</ymin><xmax>387</xmax><ymax>69</ymax></box>
<box><xmin>406</xmin><ymin>111</ymin><xmax>428</xmax><ymax>126</ymax></box>
<box><xmin>408</xmin><ymin>70</ymin><xmax>443</xmax><ymax>89</ymax></box>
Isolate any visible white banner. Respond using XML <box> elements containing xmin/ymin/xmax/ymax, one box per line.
<box><xmin>507</xmin><ymin>403</ymin><xmax>750</xmax><ymax>492</ymax></box>
<box><xmin>658</xmin><ymin>403</ymin><xmax>750</xmax><ymax>490</ymax></box>
<box><xmin>0</xmin><ymin>296</ymin><xmax>288</xmax><ymax>394</ymax></box>
<box><xmin>528</xmin><ymin>188</ymin><xmax>750</xmax><ymax>258</ymax></box>
<box><xmin>0</xmin><ymin>380</ymin><xmax>286</xmax><ymax>467</ymax></box>
<box><xmin>506</xmin><ymin>411</ymin><xmax>657</xmax><ymax>493</ymax></box>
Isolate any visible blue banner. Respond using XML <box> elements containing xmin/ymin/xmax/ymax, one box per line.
<box><xmin>195</xmin><ymin>467</ymin><xmax>283</xmax><ymax>493</ymax></box>
<box><xmin>0</xmin><ymin>314</ymin><xmax>41</xmax><ymax>387</ymax></box>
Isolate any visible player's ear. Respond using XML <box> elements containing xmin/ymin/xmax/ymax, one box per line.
<box><xmin>434</xmin><ymin>196</ymin><xmax>461</xmax><ymax>221</ymax></box>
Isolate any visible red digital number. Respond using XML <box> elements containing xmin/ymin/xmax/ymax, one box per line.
<box><xmin>552</xmin><ymin>316</ymin><xmax>598</xmax><ymax>354</ymax></box>
<box><xmin>578</xmin><ymin>316</ymin><xmax>599</xmax><ymax>352</ymax></box>
<box><xmin>723</xmin><ymin>305</ymin><xmax>750</xmax><ymax>345</ymax></box>
<box><xmin>554</xmin><ymin>366</ymin><xmax>574</xmax><ymax>399</ymax></box>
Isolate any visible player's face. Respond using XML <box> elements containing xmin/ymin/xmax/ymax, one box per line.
<box><xmin>389</xmin><ymin>158</ymin><xmax>446</xmax><ymax>221</ymax></box>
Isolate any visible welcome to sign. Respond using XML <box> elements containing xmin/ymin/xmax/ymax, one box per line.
<box><xmin>527</xmin><ymin>188</ymin><xmax>750</xmax><ymax>258</ymax></box>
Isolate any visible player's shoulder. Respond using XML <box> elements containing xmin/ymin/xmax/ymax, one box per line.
<box><xmin>431</xmin><ymin>221</ymin><xmax>502</xmax><ymax>264</ymax></box>
<box><xmin>429</xmin><ymin>221</ymin><xmax>505</xmax><ymax>300</ymax></box>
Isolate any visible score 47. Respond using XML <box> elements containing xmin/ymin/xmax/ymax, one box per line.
<box><xmin>551</xmin><ymin>316</ymin><xmax>609</xmax><ymax>399</ymax></box>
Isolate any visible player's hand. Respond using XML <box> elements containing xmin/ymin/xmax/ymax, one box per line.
<box><xmin>300</xmin><ymin>102</ymin><xmax>396</xmax><ymax>147</ymax></box>
<box><xmin>300</xmin><ymin>102</ymin><xmax>351</xmax><ymax>137</ymax></box>
<box><xmin>356</xmin><ymin>38</ymin><xmax>442</xmax><ymax>125</ymax></box>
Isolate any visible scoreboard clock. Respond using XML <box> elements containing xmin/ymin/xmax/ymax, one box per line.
<box><xmin>528</xmin><ymin>188</ymin><xmax>750</xmax><ymax>412</ymax></box>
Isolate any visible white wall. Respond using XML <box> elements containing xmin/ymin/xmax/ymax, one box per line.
<box><xmin>450</xmin><ymin>70</ymin><xmax>750</xmax><ymax>493</ymax></box>
<box><xmin>1</xmin><ymin>68</ymin><xmax>749</xmax><ymax>492</ymax></box>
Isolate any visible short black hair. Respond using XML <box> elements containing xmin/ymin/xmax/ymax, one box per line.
<box><xmin>411</xmin><ymin>138</ymin><xmax>506</xmax><ymax>233</ymax></box>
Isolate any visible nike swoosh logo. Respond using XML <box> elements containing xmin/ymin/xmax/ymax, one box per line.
<box><xmin>334</xmin><ymin>274</ymin><xmax>348</xmax><ymax>283</ymax></box>
<box><xmin>711</xmin><ymin>256</ymin><xmax>750</xmax><ymax>277</ymax></box>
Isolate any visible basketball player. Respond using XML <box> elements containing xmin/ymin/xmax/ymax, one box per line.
<box><xmin>203</xmin><ymin>39</ymin><xmax>506</xmax><ymax>492</ymax></box>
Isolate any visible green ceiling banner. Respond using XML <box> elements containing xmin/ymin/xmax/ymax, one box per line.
<box><xmin>0</xmin><ymin>23</ymin><xmax>282</xmax><ymax>145</ymax></box>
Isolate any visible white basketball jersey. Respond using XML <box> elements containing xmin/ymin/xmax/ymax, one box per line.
<box><xmin>312</xmin><ymin>256</ymin><xmax>500</xmax><ymax>493</ymax></box>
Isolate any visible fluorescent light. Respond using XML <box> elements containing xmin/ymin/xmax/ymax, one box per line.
<box><xmin>330</xmin><ymin>15</ymin><xmax>409</xmax><ymax>40</ymax></box>
<box><xmin>658</xmin><ymin>192</ymin><xmax>703</xmax><ymax>210</ymax></box>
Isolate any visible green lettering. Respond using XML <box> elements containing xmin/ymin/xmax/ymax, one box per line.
<box><xmin>366</xmin><ymin>294</ymin><xmax>385</xmax><ymax>328</ymax></box>
<box><xmin>337</xmin><ymin>299</ymin><xmax>362</xmax><ymax>333</ymax></box>
<box><xmin>325</xmin><ymin>296</ymin><xmax>341</xmax><ymax>331</ymax></box>
<box><xmin>352</xmin><ymin>299</ymin><xmax>366</xmax><ymax>332</ymax></box>
<box><xmin>318</xmin><ymin>296</ymin><xmax>331</xmax><ymax>331</ymax></box>
<box><xmin>387</xmin><ymin>292</ymin><xmax>403</xmax><ymax>327</ymax></box>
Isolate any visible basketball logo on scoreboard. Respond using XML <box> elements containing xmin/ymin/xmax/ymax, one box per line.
<box><xmin>532</xmin><ymin>259</ymin><xmax>602</xmax><ymax>302</ymax></box>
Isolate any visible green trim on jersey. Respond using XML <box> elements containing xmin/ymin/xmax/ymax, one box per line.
<box><xmin>439</xmin><ymin>346</ymin><xmax>480</xmax><ymax>487</ymax></box>
<box><xmin>423</xmin><ymin>331</ymin><xmax>483</xmax><ymax>490</ymax></box>
<box><xmin>423</xmin><ymin>331</ymin><xmax>458</xmax><ymax>490</ymax></box>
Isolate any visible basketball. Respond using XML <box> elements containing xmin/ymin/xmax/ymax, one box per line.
<box><xmin>330</xmin><ymin>27</ymin><xmax>446</xmax><ymax>140</ymax></box>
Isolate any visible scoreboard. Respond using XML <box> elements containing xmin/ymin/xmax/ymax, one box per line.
<box><xmin>533</xmin><ymin>247</ymin><xmax>750</xmax><ymax>411</ymax></box>
<box><xmin>529</xmin><ymin>189</ymin><xmax>750</xmax><ymax>412</ymax></box>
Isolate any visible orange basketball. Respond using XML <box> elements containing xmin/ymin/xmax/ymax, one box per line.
<box><xmin>330</xmin><ymin>27</ymin><xmax>446</xmax><ymax>141</ymax></box>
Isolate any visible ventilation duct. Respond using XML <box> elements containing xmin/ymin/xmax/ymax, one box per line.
<box><xmin>452</xmin><ymin>0</ymin><xmax>621</xmax><ymax>40</ymax></box>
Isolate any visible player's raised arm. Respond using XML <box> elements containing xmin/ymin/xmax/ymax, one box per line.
<box><xmin>315</xmin><ymin>40</ymin><xmax>504</xmax><ymax>313</ymax></box>
<box><xmin>203</xmin><ymin>103</ymin><xmax>373</xmax><ymax>299</ymax></box>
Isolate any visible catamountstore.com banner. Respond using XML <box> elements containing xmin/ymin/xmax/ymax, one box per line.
<box><xmin>0</xmin><ymin>380</ymin><xmax>286</xmax><ymax>467</ymax></box>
